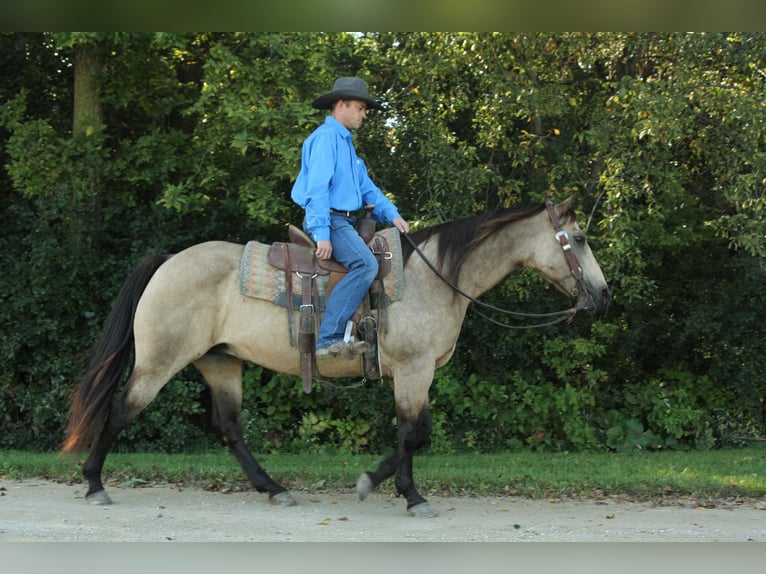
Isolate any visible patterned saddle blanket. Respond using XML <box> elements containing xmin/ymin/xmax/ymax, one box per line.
<box><xmin>239</xmin><ymin>227</ymin><xmax>404</xmax><ymax>310</ymax></box>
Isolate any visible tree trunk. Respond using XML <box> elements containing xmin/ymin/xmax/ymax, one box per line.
<box><xmin>73</xmin><ymin>43</ymin><xmax>103</xmax><ymax>136</ymax></box>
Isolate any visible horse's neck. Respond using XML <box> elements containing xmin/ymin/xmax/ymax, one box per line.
<box><xmin>455</xmin><ymin>221</ymin><xmax>531</xmax><ymax>298</ymax></box>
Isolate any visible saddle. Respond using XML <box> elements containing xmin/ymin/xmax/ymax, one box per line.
<box><xmin>266</xmin><ymin>208</ymin><xmax>392</xmax><ymax>393</ymax></box>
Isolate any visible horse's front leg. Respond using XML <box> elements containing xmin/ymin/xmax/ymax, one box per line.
<box><xmin>357</xmin><ymin>372</ymin><xmax>436</xmax><ymax>518</ymax></box>
<box><xmin>395</xmin><ymin>408</ymin><xmax>434</xmax><ymax>516</ymax></box>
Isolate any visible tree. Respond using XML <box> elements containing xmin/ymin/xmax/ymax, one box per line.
<box><xmin>1</xmin><ymin>32</ymin><xmax>763</xmax><ymax>452</ymax></box>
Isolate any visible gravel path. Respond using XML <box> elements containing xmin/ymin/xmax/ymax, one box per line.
<box><xmin>1</xmin><ymin>479</ymin><xmax>764</xmax><ymax>542</ymax></box>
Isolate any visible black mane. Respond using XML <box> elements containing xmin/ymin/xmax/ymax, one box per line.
<box><xmin>401</xmin><ymin>202</ymin><xmax>546</xmax><ymax>283</ymax></box>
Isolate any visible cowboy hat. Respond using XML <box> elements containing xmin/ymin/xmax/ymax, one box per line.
<box><xmin>312</xmin><ymin>77</ymin><xmax>383</xmax><ymax>110</ymax></box>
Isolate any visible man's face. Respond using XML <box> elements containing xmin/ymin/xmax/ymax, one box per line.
<box><xmin>335</xmin><ymin>99</ymin><xmax>368</xmax><ymax>130</ymax></box>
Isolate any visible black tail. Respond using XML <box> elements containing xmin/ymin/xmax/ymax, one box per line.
<box><xmin>62</xmin><ymin>254</ymin><xmax>170</xmax><ymax>453</ymax></box>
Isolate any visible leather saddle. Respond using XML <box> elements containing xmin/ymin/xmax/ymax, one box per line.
<box><xmin>265</xmin><ymin>209</ymin><xmax>391</xmax><ymax>393</ymax></box>
<box><xmin>268</xmin><ymin>224</ymin><xmax>392</xmax><ymax>282</ymax></box>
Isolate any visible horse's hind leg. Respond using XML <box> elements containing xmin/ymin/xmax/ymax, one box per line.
<box><xmin>194</xmin><ymin>353</ymin><xmax>296</xmax><ymax>506</ymax></box>
<box><xmin>81</xmin><ymin>395</ymin><xmax>133</xmax><ymax>504</ymax></box>
<box><xmin>82</xmin><ymin>365</ymin><xmax>174</xmax><ymax>504</ymax></box>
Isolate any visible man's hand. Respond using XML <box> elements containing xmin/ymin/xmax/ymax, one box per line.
<box><xmin>315</xmin><ymin>239</ymin><xmax>333</xmax><ymax>260</ymax></box>
<box><xmin>392</xmin><ymin>216</ymin><xmax>410</xmax><ymax>234</ymax></box>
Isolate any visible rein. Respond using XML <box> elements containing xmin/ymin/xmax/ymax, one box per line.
<box><xmin>401</xmin><ymin>199</ymin><xmax>584</xmax><ymax>330</ymax></box>
<box><xmin>322</xmin><ymin>201</ymin><xmax>581</xmax><ymax>390</ymax></box>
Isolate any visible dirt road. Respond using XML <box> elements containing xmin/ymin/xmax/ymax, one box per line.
<box><xmin>1</xmin><ymin>479</ymin><xmax>764</xmax><ymax>542</ymax></box>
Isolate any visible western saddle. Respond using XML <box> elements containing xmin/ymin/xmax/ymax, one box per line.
<box><xmin>266</xmin><ymin>207</ymin><xmax>391</xmax><ymax>393</ymax></box>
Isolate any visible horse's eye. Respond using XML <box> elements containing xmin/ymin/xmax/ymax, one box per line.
<box><xmin>574</xmin><ymin>234</ymin><xmax>586</xmax><ymax>244</ymax></box>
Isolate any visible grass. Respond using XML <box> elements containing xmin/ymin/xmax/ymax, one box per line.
<box><xmin>1</xmin><ymin>446</ymin><xmax>764</xmax><ymax>501</ymax></box>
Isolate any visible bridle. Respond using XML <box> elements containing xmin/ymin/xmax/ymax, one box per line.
<box><xmin>544</xmin><ymin>197</ymin><xmax>583</xmax><ymax>298</ymax></box>
<box><xmin>402</xmin><ymin>198</ymin><xmax>585</xmax><ymax>330</ymax></box>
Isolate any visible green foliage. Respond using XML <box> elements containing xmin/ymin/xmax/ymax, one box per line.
<box><xmin>295</xmin><ymin>410</ymin><xmax>373</xmax><ymax>454</ymax></box>
<box><xmin>604</xmin><ymin>414</ymin><xmax>664</xmax><ymax>453</ymax></box>
<box><xmin>1</xmin><ymin>32</ymin><xmax>765</xmax><ymax>455</ymax></box>
<box><xmin>236</xmin><ymin>366</ymin><xmax>396</xmax><ymax>455</ymax></box>
<box><xmin>115</xmin><ymin>375</ymin><xmax>216</xmax><ymax>453</ymax></box>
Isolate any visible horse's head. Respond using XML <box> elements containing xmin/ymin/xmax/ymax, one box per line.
<box><xmin>532</xmin><ymin>196</ymin><xmax>610</xmax><ymax>314</ymax></box>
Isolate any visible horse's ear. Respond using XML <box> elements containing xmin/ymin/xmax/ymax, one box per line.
<box><xmin>556</xmin><ymin>195</ymin><xmax>576</xmax><ymax>220</ymax></box>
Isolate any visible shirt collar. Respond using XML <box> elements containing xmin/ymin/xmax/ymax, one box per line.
<box><xmin>324</xmin><ymin>115</ymin><xmax>353</xmax><ymax>140</ymax></box>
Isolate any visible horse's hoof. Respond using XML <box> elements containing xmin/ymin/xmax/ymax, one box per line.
<box><xmin>356</xmin><ymin>472</ymin><xmax>374</xmax><ymax>501</ymax></box>
<box><xmin>407</xmin><ymin>502</ymin><xmax>437</xmax><ymax>518</ymax></box>
<box><xmin>86</xmin><ymin>489</ymin><xmax>112</xmax><ymax>505</ymax></box>
<box><xmin>270</xmin><ymin>491</ymin><xmax>297</xmax><ymax>507</ymax></box>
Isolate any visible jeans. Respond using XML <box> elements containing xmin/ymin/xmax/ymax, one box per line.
<box><xmin>308</xmin><ymin>213</ymin><xmax>378</xmax><ymax>348</ymax></box>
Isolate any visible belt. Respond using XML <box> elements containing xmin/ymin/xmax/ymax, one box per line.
<box><xmin>329</xmin><ymin>208</ymin><xmax>358</xmax><ymax>217</ymax></box>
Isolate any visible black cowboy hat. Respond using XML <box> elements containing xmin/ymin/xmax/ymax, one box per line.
<box><xmin>311</xmin><ymin>77</ymin><xmax>383</xmax><ymax>110</ymax></box>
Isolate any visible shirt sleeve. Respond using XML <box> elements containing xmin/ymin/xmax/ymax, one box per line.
<box><xmin>357</xmin><ymin>159</ymin><xmax>402</xmax><ymax>225</ymax></box>
<box><xmin>297</xmin><ymin>131</ymin><xmax>336</xmax><ymax>242</ymax></box>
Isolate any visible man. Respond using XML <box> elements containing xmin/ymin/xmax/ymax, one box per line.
<box><xmin>291</xmin><ymin>77</ymin><xmax>410</xmax><ymax>359</ymax></box>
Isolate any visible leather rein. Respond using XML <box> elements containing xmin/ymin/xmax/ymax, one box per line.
<box><xmin>402</xmin><ymin>198</ymin><xmax>584</xmax><ymax>330</ymax></box>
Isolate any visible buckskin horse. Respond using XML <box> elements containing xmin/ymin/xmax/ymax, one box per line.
<box><xmin>62</xmin><ymin>196</ymin><xmax>610</xmax><ymax>518</ymax></box>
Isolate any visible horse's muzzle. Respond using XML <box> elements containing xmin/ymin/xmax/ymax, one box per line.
<box><xmin>575</xmin><ymin>283</ymin><xmax>611</xmax><ymax>314</ymax></box>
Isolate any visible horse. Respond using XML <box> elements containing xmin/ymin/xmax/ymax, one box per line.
<box><xmin>62</xmin><ymin>196</ymin><xmax>610</xmax><ymax>518</ymax></box>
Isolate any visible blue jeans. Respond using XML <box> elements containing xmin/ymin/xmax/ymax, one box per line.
<box><xmin>308</xmin><ymin>213</ymin><xmax>378</xmax><ymax>348</ymax></box>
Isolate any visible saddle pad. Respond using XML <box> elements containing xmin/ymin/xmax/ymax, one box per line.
<box><xmin>239</xmin><ymin>227</ymin><xmax>404</xmax><ymax>307</ymax></box>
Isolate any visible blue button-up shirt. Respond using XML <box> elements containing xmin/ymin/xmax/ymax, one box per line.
<box><xmin>291</xmin><ymin>116</ymin><xmax>402</xmax><ymax>242</ymax></box>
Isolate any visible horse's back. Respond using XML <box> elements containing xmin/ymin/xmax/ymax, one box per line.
<box><xmin>174</xmin><ymin>240</ymin><xmax>246</xmax><ymax>267</ymax></box>
<box><xmin>158</xmin><ymin>240</ymin><xmax>244</xmax><ymax>283</ymax></box>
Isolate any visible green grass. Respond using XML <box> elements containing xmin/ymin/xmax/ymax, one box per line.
<box><xmin>1</xmin><ymin>447</ymin><xmax>764</xmax><ymax>500</ymax></box>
